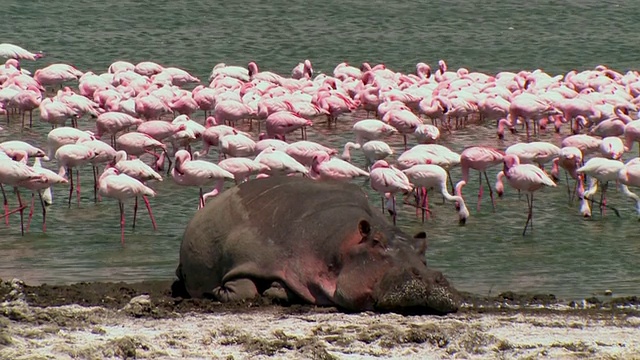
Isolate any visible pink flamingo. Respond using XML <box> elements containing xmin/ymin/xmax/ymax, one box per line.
<box><xmin>0</xmin><ymin>43</ymin><xmax>43</xmax><ymax>60</ymax></box>
<box><xmin>291</xmin><ymin>59</ymin><xmax>313</xmax><ymax>80</ymax></box>
<box><xmin>352</xmin><ymin>119</ymin><xmax>398</xmax><ymax>145</ymax></box>
<box><xmin>39</xmin><ymin>97</ymin><xmax>79</xmax><ymax>128</ymax></box>
<box><xmin>505</xmin><ymin>141</ymin><xmax>560</xmax><ymax>170</ymax></box>
<box><xmin>265</xmin><ymin>111</ymin><xmax>313</xmax><ymax>141</ymax></box>
<box><xmin>248</xmin><ymin>61</ymin><xmax>284</xmax><ymax>84</ymax></box>
<box><xmin>46</xmin><ymin>127</ymin><xmax>95</xmax><ymax>159</ymax></box>
<box><xmin>309</xmin><ymin>152</ymin><xmax>369</xmax><ymax>181</ymax></box>
<box><xmin>618</xmin><ymin>158</ymin><xmax>640</xmax><ymax>217</ymax></box>
<box><xmin>213</xmin><ymin>99</ymin><xmax>255</xmax><ymax>127</ymax></box>
<box><xmin>192</xmin><ymin>86</ymin><xmax>217</xmax><ymax>117</ymax></box>
<box><xmin>135</xmin><ymin>92</ymin><xmax>172</xmax><ymax>120</ymax></box>
<box><xmin>169</xmin><ymin>90</ymin><xmax>199</xmax><ymax>116</ymax></box>
<box><xmin>341</xmin><ymin>141</ymin><xmax>393</xmax><ymax>170</ymax></box>
<box><xmin>414</xmin><ymin>124</ymin><xmax>440</xmax><ymax>144</ymax></box>
<box><xmin>382</xmin><ymin>107</ymin><xmax>423</xmax><ymax>150</ymax></box>
<box><xmin>599</xmin><ymin>136</ymin><xmax>625</xmax><ymax>160</ymax></box>
<box><xmin>55</xmin><ymin>144</ymin><xmax>96</xmax><ymax>207</ymax></box>
<box><xmin>20</xmin><ymin>157</ymin><xmax>67</xmax><ymax>233</ymax></box>
<box><xmin>217</xmin><ymin>157</ymin><xmax>269</xmax><ymax>184</ymax></box>
<box><xmin>171</xmin><ymin>150</ymin><xmax>234</xmax><ymax>209</ymax></box>
<box><xmin>624</xmin><ymin>119</ymin><xmax>640</xmax><ymax>155</ymax></box>
<box><xmin>0</xmin><ymin>141</ymin><xmax>46</xmax><ymax>160</ymax></box>
<box><xmin>550</xmin><ymin>146</ymin><xmax>583</xmax><ymax>201</ymax></box>
<box><xmin>455</xmin><ymin>146</ymin><xmax>505</xmax><ymax>212</ymax></box>
<box><xmin>56</xmin><ymin>89</ymin><xmax>102</xmax><ymax>118</ymax></box>
<box><xmin>254</xmin><ymin>147</ymin><xmax>308</xmax><ymax>176</ymax></box>
<box><xmin>577</xmin><ymin>157</ymin><xmax>625</xmax><ymax>217</ymax></box>
<box><xmin>495</xmin><ymin>154</ymin><xmax>557</xmax><ymax>235</ymax></box>
<box><xmin>254</xmin><ymin>136</ymin><xmax>289</xmax><ymax>154</ymax></box>
<box><xmin>112</xmin><ymin>150</ymin><xmax>161</xmax><ymax>230</ymax></box>
<box><xmin>136</xmin><ymin>120</ymin><xmax>187</xmax><ymax>142</ymax></box>
<box><xmin>115</xmin><ymin>132</ymin><xmax>169</xmax><ymax>171</ymax></box>
<box><xmin>75</xmin><ymin>138</ymin><xmax>116</xmax><ymax>202</ymax></box>
<box><xmin>33</xmin><ymin>64</ymin><xmax>84</xmax><ymax>88</ymax></box>
<box><xmin>209</xmin><ymin>63</ymin><xmax>250</xmax><ymax>82</ymax></box>
<box><xmin>108</xmin><ymin>61</ymin><xmax>135</xmax><ymax>74</ymax></box>
<box><xmin>506</xmin><ymin>92</ymin><xmax>559</xmax><ymax>140</ymax></box>
<box><xmin>98</xmin><ymin>167</ymin><xmax>156</xmax><ymax>245</ymax></box>
<box><xmin>134</xmin><ymin>61</ymin><xmax>164</xmax><ymax>77</ymax></box>
<box><xmin>0</xmin><ymin>151</ymin><xmax>47</xmax><ymax>233</ymax></box>
<box><xmin>9</xmin><ymin>85</ymin><xmax>42</xmax><ymax>128</ymax></box>
<box><xmin>403</xmin><ymin>164</ymin><xmax>470</xmax><ymax>224</ymax></box>
<box><xmin>95</xmin><ymin>112</ymin><xmax>144</xmax><ymax>147</ymax></box>
<box><xmin>285</xmin><ymin>140</ymin><xmax>338</xmax><ymax>167</ymax></box>
<box><xmin>561</xmin><ymin>134</ymin><xmax>602</xmax><ymax>158</ymax></box>
<box><xmin>197</xmin><ymin>116</ymin><xmax>251</xmax><ymax>158</ymax></box>
<box><xmin>369</xmin><ymin>160</ymin><xmax>413</xmax><ymax>225</ymax></box>
<box><xmin>218</xmin><ymin>131</ymin><xmax>256</xmax><ymax>159</ymax></box>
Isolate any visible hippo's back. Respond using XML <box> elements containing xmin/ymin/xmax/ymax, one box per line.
<box><xmin>175</xmin><ymin>176</ymin><xmax>377</xmax><ymax>298</ymax></box>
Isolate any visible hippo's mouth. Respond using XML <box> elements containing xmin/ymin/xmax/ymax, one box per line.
<box><xmin>374</xmin><ymin>279</ymin><xmax>459</xmax><ymax>316</ymax></box>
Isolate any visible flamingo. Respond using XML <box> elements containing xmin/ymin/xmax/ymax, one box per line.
<box><xmin>369</xmin><ymin>160</ymin><xmax>413</xmax><ymax>225</ymax></box>
<box><xmin>403</xmin><ymin>164</ymin><xmax>470</xmax><ymax>224</ymax></box>
<box><xmin>618</xmin><ymin>158</ymin><xmax>640</xmax><ymax>218</ymax></box>
<box><xmin>414</xmin><ymin>124</ymin><xmax>441</xmax><ymax>144</ymax></box>
<box><xmin>98</xmin><ymin>167</ymin><xmax>156</xmax><ymax>245</ymax></box>
<box><xmin>0</xmin><ymin>151</ymin><xmax>47</xmax><ymax>233</ymax></box>
<box><xmin>115</xmin><ymin>132</ymin><xmax>169</xmax><ymax>171</ymax></box>
<box><xmin>455</xmin><ymin>146</ymin><xmax>505</xmax><ymax>212</ymax></box>
<box><xmin>134</xmin><ymin>61</ymin><xmax>164</xmax><ymax>77</ymax></box>
<box><xmin>291</xmin><ymin>59</ymin><xmax>313</xmax><ymax>80</ymax></box>
<box><xmin>20</xmin><ymin>157</ymin><xmax>68</xmax><ymax>233</ymax></box>
<box><xmin>111</xmin><ymin>150</ymin><xmax>161</xmax><ymax>230</ymax></box>
<box><xmin>217</xmin><ymin>157</ymin><xmax>269</xmax><ymax>184</ymax></box>
<box><xmin>95</xmin><ymin>112</ymin><xmax>144</xmax><ymax>147</ymax></box>
<box><xmin>254</xmin><ymin>147</ymin><xmax>309</xmax><ymax>177</ymax></box>
<box><xmin>33</xmin><ymin>64</ymin><xmax>84</xmax><ymax>88</ymax></box>
<box><xmin>46</xmin><ymin>127</ymin><xmax>95</xmax><ymax>161</ymax></box>
<box><xmin>284</xmin><ymin>140</ymin><xmax>338</xmax><ymax>167</ymax></box>
<box><xmin>0</xmin><ymin>43</ymin><xmax>43</xmax><ymax>61</ymax></box>
<box><xmin>265</xmin><ymin>111</ymin><xmax>313</xmax><ymax>141</ymax></box>
<box><xmin>599</xmin><ymin>136</ymin><xmax>625</xmax><ymax>160</ymax></box>
<box><xmin>550</xmin><ymin>146</ymin><xmax>583</xmax><ymax>201</ymax></box>
<box><xmin>171</xmin><ymin>150</ymin><xmax>235</xmax><ymax>209</ymax></box>
<box><xmin>75</xmin><ymin>138</ymin><xmax>117</xmax><ymax>202</ymax></box>
<box><xmin>382</xmin><ymin>108</ymin><xmax>423</xmax><ymax>150</ymax></box>
<box><xmin>309</xmin><ymin>152</ymin><xmax>369</xmax><ymax>181</ymax></box>
<box><xmin>623</xmin><ymin>120</ymin><xmax>640</xmax><ymax>155</ymax></box>
<box><xmin>218</xmin><ymin>131</ymin><xmax>256</xmax><ymax>158</ymax></box>
<box><xmin>561</xmin><ymin>134</ymin><xmax>602</xmax><ymax>158</ymax></box>
<box><xmin>495</xmin><ymin>154</ymin><xmax>557</xmax><ymax>235</ymax></box>
<box><xmin>0</xmin><ymin>141</ymin><xmax>46</xmax><ymax>160</ymax></box>
<box><xmin>55</xmin><ymin>144</ymin><xmax>96</xmax><ymax>207</ymax></box>
<box><xmin>352</xmin><ymin>119</ymin><xmax>398</xmax><ymax>145</ymax></box>
<box><xmin>505</xmin><ymin>141</ymin><xmax>561</xmax><ymax>170</ymax></box>
<box><xmin>576</xmin><ymin>157</ymin><xmax>625</xmax><ymax>217</ymax></box>
<box><xmin>341</xmin><ymin>141</ymin><xmax>393</xmax><ymax>170</ymax></box>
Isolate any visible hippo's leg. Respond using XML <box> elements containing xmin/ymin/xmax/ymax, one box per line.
<box><xmin>208</xmin><ymin>278</ymin><xmax>260</xmax><ymax>302</ymax></box>
<box><xmin>262</xmin><ymin>281</ymin><xmax>304</xmax><ymax>304</ymax></box>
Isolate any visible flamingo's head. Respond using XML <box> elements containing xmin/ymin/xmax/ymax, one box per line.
<box><xmin>502</xmin><ymin>154</ymin><xmax>520</xmax><ymax>172</ymax></box>
<box><xmin>371</xmin><ymin>160</ymin><xmax>390</xmax><ymax>170</ymax></box>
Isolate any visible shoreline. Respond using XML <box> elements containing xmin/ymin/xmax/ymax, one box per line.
<box><xmin>1</xmin><ymin>278</ymin><xmax>640</xmax><ymax>359</ymax></box>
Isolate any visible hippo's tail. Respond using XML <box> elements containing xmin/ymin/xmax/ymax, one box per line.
<box><xmin>171</xmin><ymin>263</ymin><xmax>191</xmax><ymax>298</ymax></box>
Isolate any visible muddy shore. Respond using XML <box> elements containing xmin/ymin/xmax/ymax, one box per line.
<box><xmin>1</xmin><ymin>278</ymin><xmax>639</xmax><ymax>359</ymax></box>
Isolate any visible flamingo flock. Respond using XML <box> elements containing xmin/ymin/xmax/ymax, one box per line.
<box><xmin>2</xmin><ymin>42</ymin><xmax>640</xmax><ymax>244</ymax></box>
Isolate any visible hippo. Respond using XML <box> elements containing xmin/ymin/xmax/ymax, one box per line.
<box><xmin>173</xmin><ymin>176</ymin><xmax>459</xmax><ymax>315</ymax></box>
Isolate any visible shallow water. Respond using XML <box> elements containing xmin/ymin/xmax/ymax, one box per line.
<box><xmin>1</xmin><ymin>0</ymin><xmax>640</xmax><ymax>300</ymax></box>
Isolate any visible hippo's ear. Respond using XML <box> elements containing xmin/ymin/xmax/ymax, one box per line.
<box><xmin>358</xmin><ymin>220</ymin><xmax>371</xmax><ymax>237</ymax></box>
<box><xmin>413</xmin><ymin>231</ymin><xmax>428</xmax><ymax>258</ymax></box>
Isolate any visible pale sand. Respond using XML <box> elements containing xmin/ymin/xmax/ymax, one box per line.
<box><xmin>2</xmin><ymin>296</ymin><xmax>640</xmax><ymax>360</ymax></box>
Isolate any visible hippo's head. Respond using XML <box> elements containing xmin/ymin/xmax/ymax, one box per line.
<box><xmin>333</xmin><ymin>219</ymin><xmax>459</xmax><ymax>315</ymax></box>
